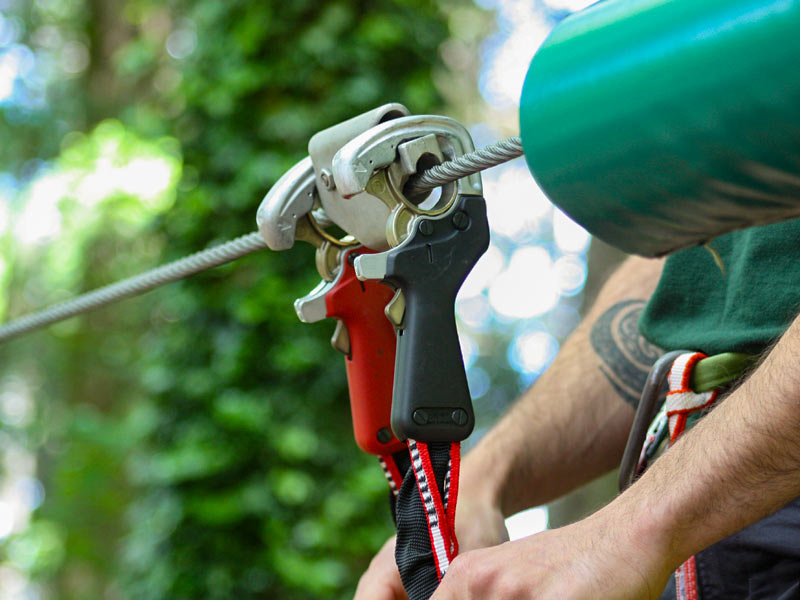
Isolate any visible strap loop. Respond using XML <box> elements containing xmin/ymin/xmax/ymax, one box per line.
<box><xmin>381</xmin><ymin>441</ymin><xmax>461</xmax><ymax>600</ymax></box>
<box><xmin>666</xmin><ymin>352</ymin><xmax>719</xmax><ymax>600</ymax></box>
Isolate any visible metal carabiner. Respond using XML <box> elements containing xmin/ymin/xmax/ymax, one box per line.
<box><xmin>256</xmin><ymin>156</ymin><xmax>356</xmax><ymax>282</ymax></box>
<box><xmin>618</xmin><ymin>349</ymin><xmax>689</xmax><ymax>491</ymax></box>
<box><xmin>330</xmin><ymin>117</ymin><xmax>489</xmax><ymax>443</ymax></box>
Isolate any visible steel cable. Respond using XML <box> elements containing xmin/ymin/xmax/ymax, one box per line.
<box><xmin>0</xmin><ymin>232</ymin><xmax>266</xmax><ymax>344</ymax></box>
<box><xmin>405</xmin><ymin>136</ymin><xmax>523</xmax><ymax>197</ymax></box>
<box><xmin>0</xmin><ymin>136</ymin><xmax>523</xmax><ymax>344</ymax></box>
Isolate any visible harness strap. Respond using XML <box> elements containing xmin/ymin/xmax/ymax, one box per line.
<box><xmin>667</xmin><ymin>352</ymin><xmax>720</xmax><ymax>600</ymax></box>
<box><xmin>379</xmin><ymin>452</ymin><xmax>405</xmax><ymax>499</ymax></box>
<box><xmin>667</xmin><ymin>352</ymin><xmax>719</xmax><ymax>442</ymax></box>
<box><xmin>379</xmin><ymin>441</ymin><xmax>460</xmax><ymax>600</ymax></box>
<box><xmin>407</xmin><ymin>440</ymin><xmax>460</xmax><ymax>577</ymax></box>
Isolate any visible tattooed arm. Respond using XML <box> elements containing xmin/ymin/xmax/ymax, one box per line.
<box><xmin>433</xmin><ymin>258</ymin><xmax>800</xmax><ymax>600</ymax></box>
<box><xmin>355</xmin><ymin>256</ymin><xmax>665</xmax><ymax>600</ymax></box>
<box><xmin>458</xmin><ymin>256</ymin><xmax>664</xmax><ymax>517</ymax></box>
<box><xmin>590</xmin><ymin>299</ymin><xmax>662</xmax><ymax>408</ymax></box>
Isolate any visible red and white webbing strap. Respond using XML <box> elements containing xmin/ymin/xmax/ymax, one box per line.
<box><xmin>667</xmin><ymin>353</ymin><xmax>719</xmax><ymax>443</ymax></box>
<box><xmin>408</xmin><ymin>439</ymin><xmax>460</xmax><ymax>580</ymax></box>
<box><xmin>378</xmin><ymin>454</ymin><xmax>405</xmax><ymax>499</ymax></box>
<box><xmin>666</xmin><ymin>352</ymin><xmax>719</xmax><ymax>600</ymax></box>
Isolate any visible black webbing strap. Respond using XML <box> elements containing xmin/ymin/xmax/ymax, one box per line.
<box><xmin>380</xmin><ymin>441</ymin><xmax>460</xmax><ymax>600</ymax></box>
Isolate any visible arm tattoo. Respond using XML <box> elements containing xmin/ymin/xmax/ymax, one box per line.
<box><xmin>590</xmin><ymin>300</ymin><xmax>661</xmax><ymax>408</ymax></box>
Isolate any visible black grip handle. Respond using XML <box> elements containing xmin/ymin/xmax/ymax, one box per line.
<box><xmin>385</xmin><ymin>195</ymin><xmax>489</xmax><ymax>442</ymax></box>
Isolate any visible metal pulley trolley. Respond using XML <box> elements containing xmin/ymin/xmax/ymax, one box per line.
<box><xmin>3</xmin><ymin>0</ymin><xmax>800</xmax><ymax>598</ymax></box>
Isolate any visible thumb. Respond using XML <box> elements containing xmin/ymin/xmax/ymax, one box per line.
<box><xmin>354</xmin><ymin>536</ymin><xmax>408</xmax><ymax>600</ymax></box>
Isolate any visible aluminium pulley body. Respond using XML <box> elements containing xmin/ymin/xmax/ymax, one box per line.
<box><xmin>519</xmin><ymin>0</ymin><xmax>800</xmax><ymax>257</ymax></box>
<box><xmin>330</xmin><ymin>114</ymin><xmax>487</xmax><ymax>441</ymax></box>
<box><xmin>256</xmin><ymin>104</ymin><xmax>412</xmax><ymax>456</ymax></box>
<box><xmin>324</xmin><ymin>114</ymin><xmax>483</xmax><ymax>252</ymax></box>
<box><xmin>257</xmin><ymin>105</ymin><xmax>487</xmax><ymax>600</ymax></box>
<box><xmin>256</xmin><ymin>104</ymin><xmax>487</xmax><ymax>446</ymax></box>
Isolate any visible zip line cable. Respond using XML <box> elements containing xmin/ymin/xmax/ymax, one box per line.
<box><xmin>405</xmin><ymin>136</ymin><xmax>522</xmax><ymax>197</ymax></box>
<box><xmin>0</xmin><ymin>136</ymin><xmax>523</xmax><ymax>344</ymax></box>
<box><xmin>0</xmin><ymin>233</ymin><xmax>267</xmax><ymax>343</ymax></box>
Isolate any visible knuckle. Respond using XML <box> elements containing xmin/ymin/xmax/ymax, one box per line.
<box><xmin>446</xmin><ymin>552</ymin><xmax>470</xmax><ymax>578</ymax></box>
<box><xmin>493</xmin><ymin>576</ymin><xmax>526</xmax><ymax>599</ymax></box>
<box><xmin>449</xmin><ymin>550</ymin><xmax>497</xmax><ymax>595</ymax></box>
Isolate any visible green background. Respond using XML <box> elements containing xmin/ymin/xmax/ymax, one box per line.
<box><xmin>0</xmin><ymin>0</ymin><xmax>622</xmax><ymax>597</ymax></box>
<box><xmin>0</xmin><ymin>1</ymin><xmax>459</xmax><ymax>597</ymax></box>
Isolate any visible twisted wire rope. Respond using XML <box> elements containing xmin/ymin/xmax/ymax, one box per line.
<box><xmin>0</xmin><ymin>136</ymin><xmax>522</xmax><ymax>343</ymax></box>
<box><xmin>0</xmin><ymin>232</ymin><xmax>266</xmax><ymax>344</ymax></box>
<box><xmin>405</xmin><ymin>136</ymin><xmax>523</xmax><ymax>197</ymax></box>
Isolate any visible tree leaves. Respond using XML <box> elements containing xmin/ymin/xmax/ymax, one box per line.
<box><xmin>0</xmin><ymin>0</ymin><xmax>449</xmax><ymax>597</ymax></box>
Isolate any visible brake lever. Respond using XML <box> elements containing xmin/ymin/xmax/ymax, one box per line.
<box><xmin>356</xmin><ymin>198</ymin><xmax>489</xmax><ymax>442</ymax></box>
<box><xmin>295</xmin><ymin>247</ymin><xmax>404</xmax><ymax>455</ymax></box>
<box><xmin>328</xmin><ymin>117</ymin><xmax>489</xmax><ymax>442</ymax></box>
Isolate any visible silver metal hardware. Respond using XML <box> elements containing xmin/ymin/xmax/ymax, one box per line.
<box><xmin>256</xmin><ymin>157</ymin><xmax>317</xmax><ymax>251</ymax></box>
<box><xmin>330</xmin><ymin>115</ymin><xmax>482</xmax><ymax>250</ymax></box>
<box><xmin>256</xmin><ymin>156</ymin><xmax>356</xmax><ymax>282</ymax></box>
<box><xmin>308</xmin><ymin>103</ymin><xmax>410</xmax><ymax>246</ymax></box>
<box><xmin>330</xmin><ymin>320</ymin><xmax>351</xmax><ymax>356</ymax></box>
<box><xmin>294</xmin><ymin>279</ymin><xmax>333</xmax><ymax>323</ymax></box>
<box><xmin>384</xmin><ymin>290</ymin><xmax>406</xmax><ymax>329</ymax></box>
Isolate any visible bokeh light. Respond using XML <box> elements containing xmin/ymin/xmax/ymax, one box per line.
<box><xmin>166</xmin><ymin>21</ymin><xmax>197</xmax><ymax>60</ymax></box>
<box><xmin>484</xmin><ymin>164</ymin><xmax>552</xmax><ymax>242</ymax></box>
<box><xmin>14</xmin><ymin>121</ymin><xmax>180</xmax><ymax>246</ymax></box>
<box><xmin>488</xmin><ymin>246</ymin><xmax>559</xmax><ymax>319</ymax></box>
<box><xmin>458</xmin><ymin>244</ymin><xmax>504</xmax><ymax>299</ymax></box>
<box><xmin>508</xmin><ymin>329</ymin><xmax>560</xmax><ymax>376</ymax></box>
<box><xmin>460</xmin><ymin>333</ymin><xmax>478</xmax><ymax>370</ymax></box>
<box><xmin>553</xmin><ymin>254</ymin><xmax>587</xmax><ymax>296</ymax></box>
<box><xmin>544</xmin><ymin>0</ymin><xmax>597</xmax><ymax>11</ymax></box>
<box><xmin>455</xmin><ymin>294</ymin><xmax>491</xmax><ymax>329</ymax></box>
<box><xmin>467</xmin><ymin>366</ymin><xmax>491</xmax><ymax>399</ymax></box>
<box><xmin>479</xmin><ymin>1</ymin><xmax>551</xmax><ymax>108</ymax></box>
<box><xmin>554</xmin><ymin>208</ymin><xmax>591</xmax><ymax>253</ymax></box>
<box><xmin>0</xmin><ymin>502</ymin><xmax>15</xmax><ymax>538</ymax></box>
<box><xmin>505</xmin><ymin>506</ymin><xmax>548</xmax><ymax>541</ymax></box>
<box><xmin>59</xmin><ymin>41</ymin><xmax>89</xmax><ymax>75</ymax></box>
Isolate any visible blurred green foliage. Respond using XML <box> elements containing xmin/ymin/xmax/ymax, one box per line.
<box><xmin>0</xmin><ymin>0</ymin><xmax>453</xmax><ymax>597</ymax></box>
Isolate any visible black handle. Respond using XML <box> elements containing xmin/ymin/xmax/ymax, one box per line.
<box><xmin>385</xmin><ymin>195</ymin><xmax>489</xmax><ymax>442</ymax></box>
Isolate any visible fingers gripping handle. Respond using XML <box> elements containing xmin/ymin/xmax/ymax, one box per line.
<box><xmin>379</xmin><ymin>195</ymin><xmax>489</xmax><ymax>442</ymax></box>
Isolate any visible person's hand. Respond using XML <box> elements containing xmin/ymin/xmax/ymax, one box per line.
<box><xmin>430</xmin><ymin>511</ymin><xmax>671</xmax><ymax>600</ymax></box>
<box><xmin>354</xmin><ymin>494</ymin><xmax>510</xmax><ymax>600</ymax></box>
<box><xmin>354</xmin><ymin>535</ymin><xmax>405</xmax><ymax>600</ymax></box>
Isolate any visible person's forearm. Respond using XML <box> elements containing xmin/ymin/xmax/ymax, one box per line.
<box><xmin>461</xmin><ymin>256</ymin><xmax>664</xmax><ymax>517</ymax></box>
<box><xmin>603</xmin><ymin>313</ymin><xmax>800</xmax><ymax>572</ymax></box>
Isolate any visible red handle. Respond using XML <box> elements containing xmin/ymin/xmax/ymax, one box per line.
<box><xmin>326</xmin><ymin>248</ymin><xmax>405</xmax><ymax>455</ymax></box>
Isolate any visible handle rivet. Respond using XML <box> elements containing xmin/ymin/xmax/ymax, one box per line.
<box><xmin>412</xmin><ymin>409</ymin><xmax>428</xmax><ymax>425</ymax></box>
<box><xmin>376</xmin><ymin>428</ymin><xmax>393</xmax><ymax>444</ymax></box>
<box><xmin>320</xmin><ymin>169</ymin><xmax>336</xmax><ymax>191</ymax></box>
<box><xmin>451</xmin><ymin>409</ymin><xmax>468</xmax><ymax>426</ymax></box>
<box><xmin>452</xmin><ymin>211</ymin><xmax>469</xmax><ymax>230</ymax></box>
<box><xmin>418</xmin><ymin>220</ymin><xmax>434</xmax><ymax>236</ymax></box>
